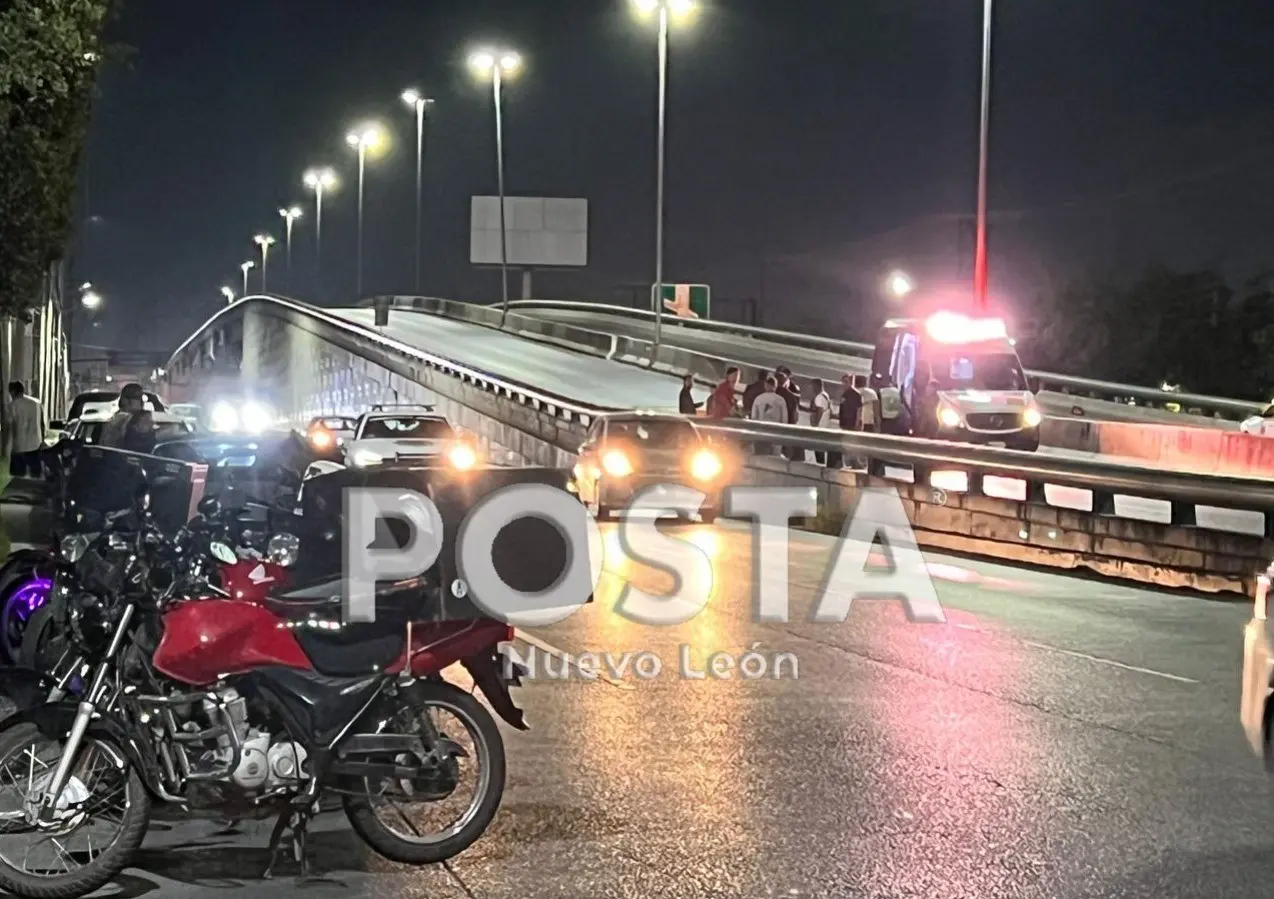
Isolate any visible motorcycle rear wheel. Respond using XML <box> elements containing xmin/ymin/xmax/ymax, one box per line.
<box><xmin>344</xmin><ymin>681</ymin><xmax>506</xmax><ymax>865</ymax></box>
<box><xmin>0</xmin><ymin>720</ymin><xmax>150</xmax><ymax>899</ymax></box>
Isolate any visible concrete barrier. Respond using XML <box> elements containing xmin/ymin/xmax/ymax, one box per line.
<box><xmin>740</xmin><ymin>454</ymin><xmax>1269</xmax><ymax>596</ymax></box>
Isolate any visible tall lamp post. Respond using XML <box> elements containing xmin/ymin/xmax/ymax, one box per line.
<box><xmin>303</xmin><ymin>167</ymin><xmax>338</xmax><ymax>300</ymax></box>
<box><xmin>240</xmin><ymin>260</ymin><xmax>254</xmax><ymax>295</ymax></box>
<box><xmin>630</xmin><ymin>0</ymin><xmax>697</xmax><ymax>352</ymax></box>
<box><xmin>278</xmin><ymin>206</ymin><xmax>303</xmax><ymax>293</ymax></box>
<box><xmin>345</xmin><ymin>124</ymin><xmax>385</xmax><ymax>300</ymax></box>
<box><xmin>401</xmin><ymin>88</ymin><xmax>435</xmax><ymax>294</ymax></box>
<box><xmin>253</xmin><ymin>234</ymin><xmax>275</xmax><ymax>292</ymax></box>
<box><xmin>68</xmin><ymin>285</ymin><xmax>102</xmax><ymax>383</ymax></box>
<box><xmin>469</xmin><ymin>48</ymin><xmax>521</xmax><ymax>325</ymax></box>
<box><xmin>973</xmin><ymin>0</ymin><xmax>994</xmax><ymax>311</ymax></box>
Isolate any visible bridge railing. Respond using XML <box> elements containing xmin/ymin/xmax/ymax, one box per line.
<box><xmin>487</xmin><ymin>298</ymin><xmax>1265</xmax><ymax>422</ymax></box>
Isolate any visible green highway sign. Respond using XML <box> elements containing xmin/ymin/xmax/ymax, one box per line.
<box><xmin>653</xmin><ymin>283</ymin><xmax>710</xmax><ymax>319</ymax></box>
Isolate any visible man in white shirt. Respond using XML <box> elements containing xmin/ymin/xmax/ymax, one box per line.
<box><xmin>6</xmin><ymin>381</ymin><xmax>46</xmax><ymax>478</ymax></box>
<box><xmin>749</xmin><ymin>375</ymin><xmax>788</xmax><ymax>455</ymax></box>
<box><xmin>855</xmin><ymin>374</ymin><xmax>879</xmax><ymax>432</ymax></box>
<box><xmin>808</xmin><ymin>377</ymin><xmax>831</xmax><ymax>464</ymax></box>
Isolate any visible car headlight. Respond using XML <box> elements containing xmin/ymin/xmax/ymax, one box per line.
<box><xmin>60</xmin><ymin>533</ymin><xmax>90</xmax><ymax>563</ymax></box>
<box><xmin>937</xmin><ymin>404</ymin><xmax>962</xmax><ymax>429</ymax></box>
<box><xmin>690</xmin><ymin>449</ymin><xmax>722</xmax><ymax>481</ymax></box>
<box><xmin>448</xmin><ymin>443</ymin><xmax>478</xmax><ymax>470</ymax></box>
<box><xmin>240</xmin><ymin>401</ymin><xmax>272</xmax><ymax>434</ymax></box>
<box><xmin>266</xmin><ymin>533</ymin><xmax>300</xmax><ymax>567</ymax></box>
<box><xmin>1022</xmin><ymin>405</ymin><xmax>1042</xmax><ymax>428</ymax></box>
<box><xmin>351</xmin><ymin>449</ymin><xmax>382</xmax><ymax>467</ymax></box>
<box><xmin>210</xmin><ymin>401</ymin><xmax>239</xmax><ymax>433</ymax></box>
<box><xmin>309</xmin><ymin>429</ymin><xmax>333</xmax><ymax>449</ymax></box>
<box><xmin>602</xmin><ymin>449</ymin><xmax>633</xmax><ymax>477</ymax></box>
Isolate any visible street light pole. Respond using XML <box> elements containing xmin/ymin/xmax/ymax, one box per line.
<box><xmin>346</xmin><ymin>126</ymin><xmax>383</xmax><ymax>300</ymax></box>
<box><xmin>278</xmin><ymin>207</ymin><xmax>302</xmax><ymax>294</ymax></box>
<box><xmin>469</xmin><ymin>50</ymin><xmax>521</xmax><ymax>326</ymax></box>
<box><xmin>493</xmin><ymin>66</ymin><xmax>510</xmax><ymax>324</ymax></box>
<box><xmin>254</xmin><ymin>235</ymin><xmax>275</xmax><ymax>293</ymax></box>
<box><xmin>402</xmin><ymin>90</ymin><xmax>434</xmax><ymax>294</ymax></box>
<box><xmin>240</xmin><ymin>260</ymin><xmax>254</xmax><ymax>296</ymax></box>
<box><xmin>973</xmin><ymin>0</ymin><xmax>994</xmax><ymax>311</ymax></box>
<box><xmin>304</xmin><ymin>168</ymin><xmax>337</xmax><ymax>303</ymax></box>
<box><xmin>653</xmin><ymin>2</ymin><xmax>669</xmax><ymax>352</ymax></box>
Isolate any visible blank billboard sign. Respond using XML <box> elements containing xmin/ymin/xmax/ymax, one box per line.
<box><xmin>470</xmin><ymin>196</ymin><xmax>588</xmax><ymax>268</ymax></box>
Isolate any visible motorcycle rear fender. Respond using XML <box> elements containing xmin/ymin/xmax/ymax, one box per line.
<box><xmin>460</xmin><ymin>647</ymin><xmax>528</xmax><ymax>731</ymax></box>
<box><xmin>0</xmin><ymin>550</ymin><xmax>57</xmax><ymax>593</ymax></box>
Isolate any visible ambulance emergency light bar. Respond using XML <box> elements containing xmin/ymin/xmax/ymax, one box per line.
<box><xmin>924</xmin><ymin>311</ymin><xmax>1008</xmax><ymax>344</ymax></box>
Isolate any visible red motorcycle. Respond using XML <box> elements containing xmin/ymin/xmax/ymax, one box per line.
<box><xmin>0</xmin><ymin>494</ymin><xmax>530</xmax><ymax>899</ymax></box>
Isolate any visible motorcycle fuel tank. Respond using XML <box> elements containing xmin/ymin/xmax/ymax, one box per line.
<box><xmin>153</xmin><ymin>599</ymin><xmax>312</xmax><ymax>686</ymax></box>
<box><xmin>219</xmin><ymin>558</ymin><xmax>290</xmax><ymax>604</ymax></box>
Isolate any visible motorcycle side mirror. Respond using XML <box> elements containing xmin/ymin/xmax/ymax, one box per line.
<box><xmin>209</xmin><ymin>542</ymin><xmax>237</xmax><ymax>565</ymax></box>
<box><xmin>197</xmin><ymin>496</ymin><xmax>221</xmax><ymax>518</ymax></box>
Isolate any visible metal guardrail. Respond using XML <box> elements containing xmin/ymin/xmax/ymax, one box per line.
<box><xmin>167</xmin><ymin>295</ymin><xmax>1274</xmax><ymax>539</ymax></box>
<box><xmin>496</xmin><ymin>298</ymin><xmax>1266</xmax><ymax>421</ymax></box>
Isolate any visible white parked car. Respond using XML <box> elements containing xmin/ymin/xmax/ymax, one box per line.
<box><xmin>345</xmin><ymin>405</ymin><xmax>468</xmax><ymax>468</ymax></box>
<box><xmin>1240</xmin><ymin>404</ymin><xmax>1274</xmax><ymax>437</ymax></box>
<box><xmin>66</xmin><ymin>410</ymin><xmax>199</xmax><ymax>445</ymax></box>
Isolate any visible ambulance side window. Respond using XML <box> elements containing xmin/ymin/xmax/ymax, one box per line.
<box><xmin>871</xmin><ymin>333</ymin><xmax>897</xmax><ymax>384</ymax></box>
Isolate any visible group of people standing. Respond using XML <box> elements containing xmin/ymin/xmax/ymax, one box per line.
<box><xmin>679</xmin><ymin>366</ymin><xmax>904</xmax><ymax>467</ymax></box>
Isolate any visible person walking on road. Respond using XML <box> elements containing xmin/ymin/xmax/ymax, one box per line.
<box><xmin>750</xmin><ymin>375</ymin><xmax>787</xmax><ymax>455</ymax></box>
<box><xmin>679</xmin><ymin>373</ymin><xmax>703</xmax><ymax>415</ymax></box>
<box><xmin>808</xmin><ymin>377</ymin><xmax>831</xmax><ymax>464</ymax></box>
<box><xmin>707</xmin><ymin>367</ymin><xmax>741</xmax><ymax>419</ymax></box>
<box><xmin>5</xmin><ymin>381</ymin><xmax>45</xmax><ymax>478</ymax></box>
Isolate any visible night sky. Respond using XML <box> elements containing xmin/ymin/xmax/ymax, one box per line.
<box><xmin>73</xmin><ymin>0</ymin><xmax>1274</xmax><ymax>351</ymax></box>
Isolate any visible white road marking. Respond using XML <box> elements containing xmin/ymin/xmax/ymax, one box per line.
<box><xmin>513</xmin><ymin>629</ymin><xmax>634</xmax><ymax>689</ymax></box>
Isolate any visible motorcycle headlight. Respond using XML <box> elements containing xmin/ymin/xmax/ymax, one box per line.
<box><xmin>690</xmin><ymin>449</ymin><xmax>723</xmax><ymax>482</ymax></box>
<box><xmin>266</xmin><ymin>533</ymin><xmax>300</xmax><ymax>568</ymax></box>
<box><xmin>60</xmin><ymin>533</ymin><xmax>90</xmax><ymax>563</ymax></box>
<box><xmin>1022</xmin><ymin>405</ymin><xmax>1042</xmax><ymax>428</ymax></box>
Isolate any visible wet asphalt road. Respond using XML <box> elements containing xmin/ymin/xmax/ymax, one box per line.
<box><xmin>3</xmin><ymin>520</ymin><xmax>1271</xmax><ymax>898</ymax></box>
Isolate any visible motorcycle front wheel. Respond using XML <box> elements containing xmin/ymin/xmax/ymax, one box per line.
<box><xmin>0</xmin><ymin>720</ymin><xmax>150</xmax><ymax>899</ymax></box>
<box><xmin>343</xmin><ymin>681</ymin><xmax>506</xmax><ymax>865</ymax></box>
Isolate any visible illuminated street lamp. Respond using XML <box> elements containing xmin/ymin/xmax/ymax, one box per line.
<box><xmin>278</xmin><ymin>206</ymin><xmax>303</xmax><ymax>292</ymax></box>
<box><xmin>254</xmin><ymin>234</ymin><xmax>276</xmax><ymax>293</ymax></box>
<box><xmin>220</xmin><ymin>286</ymin><xmax>235</xmax><ymax>304</ymax></box>
<box><xmin>239</xmin><ymin>260</ymin><xmax>255</xmax><ymax>296</ymax></box>
<box><xmin>303</xmin><ymin>167</ymin><xmax>338</xmax><ymax>299</ymax></box>
<box><xmin>401</xmin><ymin>88</ymin><xmax>435</xmax><ymax>293</ymax></box>
<box><xmin>885</xmin><ymin>270</ymin><xmax>914</xmax><ymax>299</ymax></box>
<box><xmin>629</xmin><ymin>0</ymin><xmax>698</xmax><ymax>352</ymax></box>
<box><xmin>469</xmin><ymin>47</ymin><xmax>521</xmax><ymax>324</ymax></box>
<box><xmin>79</xmin><ymin>289</ymin><xmax>102</xmax><ymax>311</ymax></box>
<box><xmin>345</xmin><ymin>124</ymin><xmax>386</xmax><ymax>299</ymax></box>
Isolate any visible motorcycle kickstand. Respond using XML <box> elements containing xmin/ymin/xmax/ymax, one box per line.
<box><xmin>261</xmin><ymin>810</ymin><xmax>293</xmax><ymax>880</ymax></box>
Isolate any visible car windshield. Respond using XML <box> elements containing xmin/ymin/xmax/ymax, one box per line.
<box><xmin>312</xmin><ymin>417</ymin><xmax>357</xmax><ymax>432</ymax></box>
<box><xmin>927</xmin><ymin>351</ymin><xmax>1028</xmax><ymax>392</ymax></box>
<box><xmin>359</xmin><ymin>417</ymin><xmax>454</xmax><ymax>440</ymax></box>
<box><xmin>78</xmin><ymin>419</ymin><xmax>194</xmax><ymax>445</ymax></box>
<box><xmin>69</xmin><ymin>391</ymin><xmax>166</xmax><ymax>419</ymax></box>
<box><xmin>607</xmin><ymin>419</ymin><xmax>698</xmax><ymax>449</ymax></box>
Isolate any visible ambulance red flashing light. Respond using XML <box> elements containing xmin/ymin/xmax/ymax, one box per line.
<box><xmin>924</xmin><ymin>311</ymin><xmax>1008</xmax><ymax>344</ymax></box>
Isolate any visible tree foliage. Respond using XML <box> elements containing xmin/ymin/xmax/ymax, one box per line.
<box><xmin>1016</xmin><ymin>265</ymin><xmax>1274</xmax><ymax>401</ymax></box>
<box><xmin>0</xmin><ymin>0</ymin><xmax>110</xmax><ymax>317</ymax></box>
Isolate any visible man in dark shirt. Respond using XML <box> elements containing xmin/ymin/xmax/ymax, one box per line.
<box><xmin>741</xmin><ymin>370</ymin><xmax>769</xmax><ymax>418</ymax></box>
<box><xmin>831</xmin><ymin>375</ymin><xmax>863</xmax><ymax>469</ymax></box>
<box><xmin>775</xmin><ymin>368</ymin><xmax>802</xmax><ymax>461</ymax></box>
<box><xmin>100</xmin><ymin>383</ymin><xmax>156</xmax><ymax>454</ymax></box>
<box><xmin>678</xmin><ymin>373</ymin><xmax>703</xmax><ymax>415</ymax></box>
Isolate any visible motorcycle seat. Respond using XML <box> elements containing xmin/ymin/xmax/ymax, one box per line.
<box><xmin>293</xmin><ymin>624</ymin><xmax>406</xmax><ymax>677</ymax></box>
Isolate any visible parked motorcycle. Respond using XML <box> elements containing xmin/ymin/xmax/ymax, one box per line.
<box><xmin>0</xmin><ymin>476</ymin><xmax>528</xmax><ymax>899</ymax></box>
